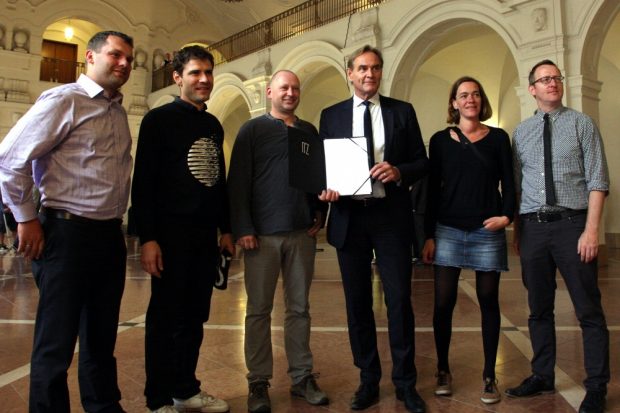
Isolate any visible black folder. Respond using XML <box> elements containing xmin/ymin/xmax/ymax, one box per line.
<box><xmin>288</xmin><ymin>126</ymin><xmax>326</xmax><ymax>194</ymax></box>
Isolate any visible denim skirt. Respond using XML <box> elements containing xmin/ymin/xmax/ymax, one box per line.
<box><xmin>434</xmin><ymin>223</ymin><xmax>508</xmax><ymax>272</ymax></box>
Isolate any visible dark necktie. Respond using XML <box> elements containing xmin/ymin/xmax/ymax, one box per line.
<box><xmin>362</xmin><ymin>100</ymin><xmax>375</xmax><ymax>168</ymax></box>
<box><xmin>543</xmin><ymin>113</ymin><xmax>556</xmax><ymax>206</ymax></box>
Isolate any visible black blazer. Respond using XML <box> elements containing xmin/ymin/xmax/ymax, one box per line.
<box><xmin>319</xmin><ymin>95</ymin><xmax>429</xmax><ymax>248</ymax></box>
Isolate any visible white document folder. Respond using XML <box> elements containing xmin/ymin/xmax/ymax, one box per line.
<box><xmin>323</xmin><ymin>137</ymin><xmax>372</xmax><ymax>196</ymax></box>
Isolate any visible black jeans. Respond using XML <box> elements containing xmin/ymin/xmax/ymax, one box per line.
<box><xmin>144</xmin><ymin>224</ymin><xmax>218</xmax><ymax>410</ymax></box>
<box><xmin>30</xmin><ymin>216</ymin><xmax>126</xmax><ymax>413</ymax></box>
<box><xmin>519</xmin><ymin>213</ymin><xmax>609</xmax><ymax>391</ymax></box>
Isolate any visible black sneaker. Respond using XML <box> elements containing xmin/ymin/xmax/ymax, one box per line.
<box><xmin>434</xmin><ymin>371</ymin><xmax>452</xmax><ymax>396</ymax></box>
<box><xmin>248</xmin><ymin>381</ymin><xmax>270</xmax><ymax>413</ymax></box>
<box><xmin>290</xmin><ymin>373</ymin><xmax>329</xmax><ymax>405</ymax></box>
<box><xmin>505</xmin><ymin>375</ymin><xmax>555</xmax><ymax>398</ymax></box>
<box><xmin>579</xmin><ymin>390</ymin><xmax>606</xmax><ymax>413</ymax></box>
<box><xmin>481</xmin><ymin>377</ymin><xmax>501</xmax><ymax>404</ymax></box>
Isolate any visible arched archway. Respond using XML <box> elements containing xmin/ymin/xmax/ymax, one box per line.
<box><xmin>209</xmin><ymin>73</ymin><xmax>252</xmax><ymax>166</ymax></box>
<box><xmin>39</xmin><ymin>18</ymin><xmax>102</xmax><ymax>84</ymax></box>
<box><xmin>578</xmin><ymin>0</ymin><xmax>620</xmax><ymax>80</ymax></box>
<box><xmin>210</xmin><ymin>73</ymin><xmax>252</xmax><ymax>120</ymax></box>
<box><xmin>33</xmin><ymin>0</ymin><xmax>136</xmax><ymax>42</ymax></box>
<box><xmin>386</xmin><ymin>3</ymin><xmax>521</xmax><ymax>94</ymax></box>
<box><xmin>276</xmin><ymin>41</ymin><xmax>350</xmax><ymax>126</ymax></box>
<box><xmin>391</xmin><ymin>19</ymin><xmax>519</xmax><ymax>140</ymax></box>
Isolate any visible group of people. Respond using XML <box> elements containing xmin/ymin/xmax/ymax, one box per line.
<box><xmin>420</xmin><ymin>60</ymin><xmax>609</xmax><ymax>413</ymax></box>
<box><xmin>420</xmin><ymin>59</ymin><xmax>608</xmax><ymax>413</ymax></box>
<box><xmin>0</xmin><ymin>29</ymin><xmax>609</xmax><ymax>413</ymax></box>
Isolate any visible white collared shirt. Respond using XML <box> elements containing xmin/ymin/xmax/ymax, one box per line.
<box><xmin>352</xmin><ymin>94</ymin><xmax>385</xmax><ymax>197</ymax></box>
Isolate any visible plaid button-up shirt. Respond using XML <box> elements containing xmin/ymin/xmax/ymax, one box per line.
<box><xmin>512</xmin><ymin>106</ymin><xmax>609</xmax><ymax>215</ymax></box>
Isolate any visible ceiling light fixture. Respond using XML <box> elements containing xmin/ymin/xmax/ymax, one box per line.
<box><xmin>64</xmin><ymin>19</ymin><xmax>74</xmax><ymax>41</ymax></box>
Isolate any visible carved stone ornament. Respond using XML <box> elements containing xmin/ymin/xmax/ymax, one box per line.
<box><xmin>532</xmin><ymin>8</ymin><xmax>548</xmax><ymax>32</ymax></box>
<box><xmin>135</xmin><ymin>49</ymin><xmax>147</xmax><ymax>69</ymax></box>
<box><xmin>13</xmin><ymin>29</ymin><xmax>28</xmax><ymax>53</ymax></box>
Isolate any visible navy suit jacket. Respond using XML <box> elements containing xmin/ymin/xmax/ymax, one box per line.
<box><xmin>319</xmin><ymin>95</ymin><xmax>429</xmax><ymax>249</ymax></box>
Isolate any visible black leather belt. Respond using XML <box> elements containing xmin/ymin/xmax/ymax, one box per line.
<box><xmin>351</xmin><ymin>197</ymin><xmax>385</xmax><ymax>207</ymax></box>
<box><xmin>520</xmin><ymin>209</ymin><xmax>586</xmax><ymax>223</ymax></box>
<box><xmin>41</xmin><ymin>207</ymin><xmax>121</xmax><ymax>225</ymax></box>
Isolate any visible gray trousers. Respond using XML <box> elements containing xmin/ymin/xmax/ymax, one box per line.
<box><xmin>244</xmin><ymin>230</ymin><xmax>316</xmax><ymax>384</ymax></box>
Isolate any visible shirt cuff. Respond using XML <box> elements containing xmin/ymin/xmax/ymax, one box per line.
<box><xmin>10</xmin><ymin>203</ymin><xmax>38</xmax><ymax>223</ymax></box>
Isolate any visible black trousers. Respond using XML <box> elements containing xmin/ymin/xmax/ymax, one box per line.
<box><xmin>519</xmin><ymin>213</ymin><xmax>609</xmax><ymax>391</ymax></box>
<box><xmin>30</xmin><ymin>215</ymin><xmax>126</xmax><ymax>413</ymax></box>
<box><xmin>336</xmin><ymin>201</ymin><xmax>416</xmax><ymax>388</ymax></box>
<box><xmin>144</xmin><ymin>224</ymin><xmax>218</xmax><ymax>410</ymax></box>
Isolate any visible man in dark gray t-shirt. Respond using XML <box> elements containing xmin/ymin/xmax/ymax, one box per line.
<box><xmin>228</xmin><ymin>70</ymin><xmax>328</xmax><ymax>413</ymax></box>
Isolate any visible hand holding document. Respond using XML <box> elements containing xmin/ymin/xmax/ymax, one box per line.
<box><xmin>288</xmin><ymin>127</ymin><xmax>372</xmax><ymax>196</ymax></box>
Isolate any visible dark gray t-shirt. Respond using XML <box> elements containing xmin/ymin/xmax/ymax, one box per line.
<box><xmin>228</xmin><ymin>114</ymin><xmax>319</xmax><ymax>238</ymax></box>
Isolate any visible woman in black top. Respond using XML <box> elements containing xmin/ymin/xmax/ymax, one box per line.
<box><xmin>422</xmin><ymin>76</ymin><xmax>515</xmax><ymax>404</ymax></box>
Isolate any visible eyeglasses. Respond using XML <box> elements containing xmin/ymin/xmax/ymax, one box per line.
<box><xmin>532</xmin><ymin>75</ymin><xmax>564</xmax><ymax>85</ymax></box>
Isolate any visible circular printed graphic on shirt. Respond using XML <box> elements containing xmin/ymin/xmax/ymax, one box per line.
<box><xmin>187</xmin><ymin>137</ymin><xmax>220</xmax><ymax>187</ymax></box>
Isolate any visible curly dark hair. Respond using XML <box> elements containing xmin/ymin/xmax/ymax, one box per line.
<box><xmin>173</xmin><ymin>46</ymin><xmax>214</xmax><ymax>74</ymax></box>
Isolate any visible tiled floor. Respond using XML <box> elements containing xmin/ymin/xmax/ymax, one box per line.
<box><xmin>0</xmin><ymin>231</ymin><xmax>618</xmax><ymax>412</ymax></box>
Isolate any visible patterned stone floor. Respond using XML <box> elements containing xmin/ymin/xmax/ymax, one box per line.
<box><xmin>1</xmin><ymin>232</ymin><xmax>619</xmax><ymax>412</ymax></box>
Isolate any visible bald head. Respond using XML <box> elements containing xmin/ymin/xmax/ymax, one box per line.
<box><xmin>269</xmin><ymin>70</ymin><xmax>299</xmax><ymax>87</ymax></box>
<box><xmin>267</xmin><ymin>70</ymin><xmax>301</xmax><ymax>121</ymax></box>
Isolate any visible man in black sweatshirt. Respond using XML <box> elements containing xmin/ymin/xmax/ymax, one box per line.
<box><xmin>131</xmin><ymin>46</ymin><xmax>233</xmax><ymax>413</ymax></box>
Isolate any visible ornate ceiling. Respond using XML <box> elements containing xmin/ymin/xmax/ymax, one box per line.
<box><xmin>6</xmin><ymin>0</ymin><xmax>307</xmax><ymax>45</ymax></box>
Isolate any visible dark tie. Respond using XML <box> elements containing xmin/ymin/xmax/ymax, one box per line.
<box><xmin>543</xmin><ymin>113</ymin><xmax>556</xmax><ymax>206</ymax></box>
<box><xmin>362</xmin><ymin>100</ymin><xmax>375</xmax><ymax>168</ymax></box>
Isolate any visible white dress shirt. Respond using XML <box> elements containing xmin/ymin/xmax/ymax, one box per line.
<box><xmin>352</xmin><ymin>94</ymin><xmax>385</xmax><ymax>198</ymax></box>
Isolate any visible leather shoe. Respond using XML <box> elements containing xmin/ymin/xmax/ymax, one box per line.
<box><xmin>579</xmin><ymin>390</ymin><xmax>606</xmax><ymax>413</ymax></box>
<box><xmin>396</xmin><ymin>385</ymin><xmax>426</xmax><ymax>413</ymax></box>
<box><xmin>505</xmin><ymin>375</ymin><xmax>554</xmax><ymax>398</ymax></box>
<box><xmin>350</xmin><ymin>383</ymin><xmax>379</xmax><ymax>410</ymax></box>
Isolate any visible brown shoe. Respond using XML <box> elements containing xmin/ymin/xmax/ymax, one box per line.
<box><xmin>481</xmin><ymin>378</ymin><xmax>501</xmax><ymax>404</ymax></box>
<box><xmin>434</xmin><ymin>371</ymin><xmax>452</xmax><ymax>396</ymax></box>
<box><xmin>290</xmin><ymin>374</ymin><xmax>329</xmax><ymax>406</ymax></box>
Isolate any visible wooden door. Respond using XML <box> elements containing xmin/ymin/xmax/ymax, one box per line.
<box><xmin>40</xmin><ymin>40</ymin><xmax>78</xmax><ymax>83</ymax></box>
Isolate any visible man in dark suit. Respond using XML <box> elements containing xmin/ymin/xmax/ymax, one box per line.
<box><xmin>319</xmin><ymin>45</ymin><xmax>429</xmax><ymax>413</ymax></box>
